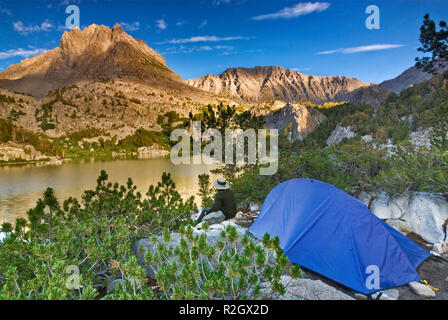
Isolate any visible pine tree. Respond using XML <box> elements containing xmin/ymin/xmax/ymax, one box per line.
<box><xmin>415</xmin><ymin>14</ymin><xmax>448</xmax><ymax>74</ymax></box>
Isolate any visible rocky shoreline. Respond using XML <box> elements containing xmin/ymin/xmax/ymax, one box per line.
<box><xmin>0</xmin><ymin>142</ymin><xmax>64</xmax><ymax>166</ymax></box>
<box><xmin>0</xmin><ymin>142</ymin><xmax>170</xmax><ymax>167</ymax></box>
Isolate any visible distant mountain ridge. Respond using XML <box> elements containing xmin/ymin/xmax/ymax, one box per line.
<box><xmin>380</xmin><ymin>62</ymin><xmax>448</xmax><ymax>93</ymax></box>
<box><xmin>187</xmin><ymin>66</ymin><xmax>376</xmax><ymax>104</ymax></box>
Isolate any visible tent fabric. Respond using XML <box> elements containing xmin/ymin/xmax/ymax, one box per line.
<box><xmin>249</xmin><ymin>178</ymin><xmax>431</xmax><ymax>294</ymax></box>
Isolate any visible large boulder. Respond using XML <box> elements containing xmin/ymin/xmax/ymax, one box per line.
<box><xmin>250</xmin><ymin>203</ymin><xmax>261</xmax><ymax>212</ymax></box>
<box><xmin>326</xmin><ymin>125</ymin><xmax>356</xmax><ymax>146</ymax></box>
<box><xmin>368</xmin><ymin>192</ymin><xmax>448</xmax><ymax>244</ymax></box>
<box><xmin>361</xmin><ymin>134</ymin><xmax>373</xmax><ymax>143</ymax></box>
<box><xmin>262</xmin><ymin>275</ymin><xmax>353</xmax><ymax>300</ymax></box>
<box><xmin>370</xmin><ymin>193</ymin><xmax>410</xmax><ymax>220</ymax></box>
<box><xmin>200</xmin><ymin>211</ymin><xmax>225</xmax><ymax>225</ymax></box>
<box><xmin>264</xmin><ymin>103</ymin><xmax>327</xmax><ymax>141</ymax></box>
<box><xmin>409</xmin><ymin>281</ymin><xmax>436</xmax><ymax>298</ymax></box>
<box><xmin>0</xmin><ymin>142</ymin><xmax>58</xmax><ymax>162</ymax></box>
<box><xmin>137</xmin><ymin>146</ymin><xmax>169</xmax><ymax>159</ymax></box>
<box><xmin>358</xmin><ymin>192</ymin><xmax>375</xmax><ymax>208</ymax></box>
<box><xmin>432</xmin><ymin>241</ymin><xmax>448</xmax><ymax>256</ymax></box>
<box><xmin>403</xmin><ymin>193</ymin><xmax>448</xmax><ymax>244</ymax></box>
<box><xmin>409</xmin><ymin>128</ymin><xmax>432</xmax><ymax>149</ymax></box>
<box><xmin>386</xmin><ymin>219</ymin><xmax>413</xmax><ymax>235</ymax></box>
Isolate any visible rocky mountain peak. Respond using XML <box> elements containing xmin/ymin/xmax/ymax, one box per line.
<box><xmin>112</xmin><ymin>23</ymin><xmax>124</xmax><ymax>33</ymax></box>
<box><xmin>59</xmin><ymin>23</ymin><xmax>164</xmax><ymax>65</ymax></box>
<box><xmin>0</xmin><ymin>23</ymin><xmax>179</xmax><ymax>98</ymax></box>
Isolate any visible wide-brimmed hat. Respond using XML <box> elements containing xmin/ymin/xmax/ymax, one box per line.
<box><xmin>213</xmin><ymin>178</ymin><xmax>230</xmax><ymax>190</ymax></box>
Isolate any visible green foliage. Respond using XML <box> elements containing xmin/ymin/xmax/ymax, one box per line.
<box><xmin>0</xmin><ymin>119</ymin><xmax>12</xmax><ymax>142</ymax></box>
<box><xmin>35</xmin><ymin>99</ymin><xmax>57</xmax><ymax>131</ymax></box>
<box><xmin>430</xmin><ymin>101</ymin><xmax>448</xmax><ymax>151</ymax></box>
<box><xmin>62</xmin><ymin>128</ymin><xmax>106</xmax><ymax>143</ymax></box>
<box><xmin>130</xmin><ymin>98</ymin><xmax>142</xmax><ymax>105</ymax></box>
<box><xmin>301</xmin><ymin>101</ymin><xmax>349</xmax><ymax>110</ymax></box>
<box><xmin>57</xmin><ymin>128</ymin><xmax>172</xmax><ymax>161</ymax></box>
<box><xmin>415</xmin><ymin>14</ymin><xmax>448</xmax><ymax>74</ymax></box>
<box><xmin>0</xmin><ymin>119</ymin><xmax>63</xmax><ymax>157</ymax></box>
<box><xmin>157</xmin><ymin>111</ymin><xmax>188</xmax><ymax>136</ymax></box>
<box><xmin>118</xmin><ymin>128</ymin><xmax>171</xmax><ymax>151</ymax></box>
<box><xmin>0</xmin><ymin>171</ymin><xmax>196</xmax><ymax>299</ymax></box>
<box><xmin>0</xmin><ymin>171</ymin><xmax>298</xmax><ymax>300</ymax></box>
<box><xmin>8</xmin><ymin>108</ymin><xmax>26</xmax><ymax>121</ymax></box>
<box><xmin>374</xmin><ymin>142</ymin><xmax>448</xmax><ymax>196</ymax></box>
<box><xmin>0</xmin><ymin>94</ymin><xmax>15</xmax><ymax>104</ymax></box>
<box><xmin>229</xmin><ymin>140</ymin><xmax>389</xmax><ymax>203</ymax></box>
<box><xmin>201</xmin><ymin>103</ymin><xmax>237</xmax><ymax>135</ymax></box>
<box><xmin>294</xmin><ymin>72</ymin><xmax>448</xmax><ymax>149</ymax></box>
<box><xmin>372</xmin><ymin>72</ymin><xmax>448</xmax><ymax>142</ymax></box>
<box><xmin>234</xmin><ymin>110</ymin><xmax>265</xmax><ymax>131</ymax></box>
<box><xmin>146</xmin><ymin>225</ymin><xmax>298</xmax><ymax>299</ymax></box>
<box><xmin>299</xmin><ymin>103</ymin><xmax>374</xmax><ymax>148</ymax></box>
<box><xmin>197</xmin><ymin>174</ymin><xmax>214</xmax><ymax>207</ymax></box>
<box><xmin>103</xmin><ymin>256</ymin><xmax>156</xmax><ymax>300</ymax></box>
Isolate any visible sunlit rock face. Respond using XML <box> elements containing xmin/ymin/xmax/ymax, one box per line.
<box><xmin>264</xmin><ymin>103</ymin><xmax>327</xmax><ymax>141</ymax></box>
<box><xmin>188</xmin><ymin>66</ymin><xmax>372</xmax><ymax>104</ymax></box>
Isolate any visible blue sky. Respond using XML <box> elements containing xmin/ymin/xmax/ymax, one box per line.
<box><xmin>0</xmin><ymin>0</ymin><xmax>447</xmax><ymax>84</ymax></box>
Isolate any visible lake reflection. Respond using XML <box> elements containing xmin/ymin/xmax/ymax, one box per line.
<box><xmin>0</xmin><ymin>158</ymin><xmax>216</xmax><ymax>224</ymax></box>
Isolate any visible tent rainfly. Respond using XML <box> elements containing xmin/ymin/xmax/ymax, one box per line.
<box><xmin>249</xmin><ymin>178</ymin><xmax>431</xmax><ymax>294</ymax></box>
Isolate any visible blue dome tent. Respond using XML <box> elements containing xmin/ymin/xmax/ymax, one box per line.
<box><xmin>249</xmin><ymin>179</ymin><xmax>431</xmax><ymax>294</ymax></box>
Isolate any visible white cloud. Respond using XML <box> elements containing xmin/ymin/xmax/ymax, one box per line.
<box><xmin>160</xmin><ymin>45</ymin><xmax>214</xmax><ymax>55</ymax></box>
<box><xmin>215</xmin><ymin>45</ymin><xmax>234</xmax><ymax>50</ymax></box>
<box><xmin>160</xmin><ymin>45</ymin><xmax>239</xmax><ymax>55</ymax></box>
<box><xmin>156</xmin><ymin>19</ymin><xmax>167</xmax><ymax>30</ymax></box>
<box><xmin>252</xmin><ymin>2</ymin><xmax>330</xmax><ymax>20</ymax></box>
<box><xmin>212</xmin><ymin>0</ymin><xmax>246</xmax><ymax>5</ymax></box>
<box><xmin>118</xmin><ymin>22</ymin><xmax>140</xmax><ymax>32</ymax></box>
<box><xmin>219</xmin><ymin>48</ymin><xmax>262</xmax><ymax>55</ymax></box>
<box><xmin>0</xmin><ymin>8</ymin><xmax>12</xmax><ymax>16</ymax></box>
<box><xmin>158</xmin><ymin>35</ymin><xmax>252</xmax><ymax>44</ymax></box>
<box><xmin>176</xmin><ymin>21</ymin><xmax>188</xmax><ymax>27</ymax></box>
<box><xmin>0</xmin><ymin>48</ymin><xmax>48</xmax><ymax>60</ymax></box>
<box><xmin>291</xmin><ymin>67</ymin><xmax>312</xmax><ymax>72</ymax></box>
<box><xmin>316</xmin><ymin>44</ymin><xmax>404</xmax><ymax>55</ymax></box>
<box><xmin>13</xmin><ymin>20</ymin><xmax>53</xmax><ymax>35</ymax></box>
<box><xmin>213</xmin><ymin>0</ymin><xmax>232</xmax><ymax>4</ymax></box>
<box><xmin>199</xmin><ymin>20</ymin><xmax>208</xmax><ymax>29</ymax></box>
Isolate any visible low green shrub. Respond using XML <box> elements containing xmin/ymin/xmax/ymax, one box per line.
<box><xmin>144</xmin><ymin>223</ymin><xmax>301</xmax><ymax>300</ymax></box>
<box><xmin>0</xmin><ymin>171</ymin><xmax>196</xmax><ymax>299</ymax></box>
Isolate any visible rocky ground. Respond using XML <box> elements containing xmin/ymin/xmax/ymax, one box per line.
<box><xmin>398</xmin><ymin>233</ymin><xmax>448</xmax><ymax>300</ymax></box>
